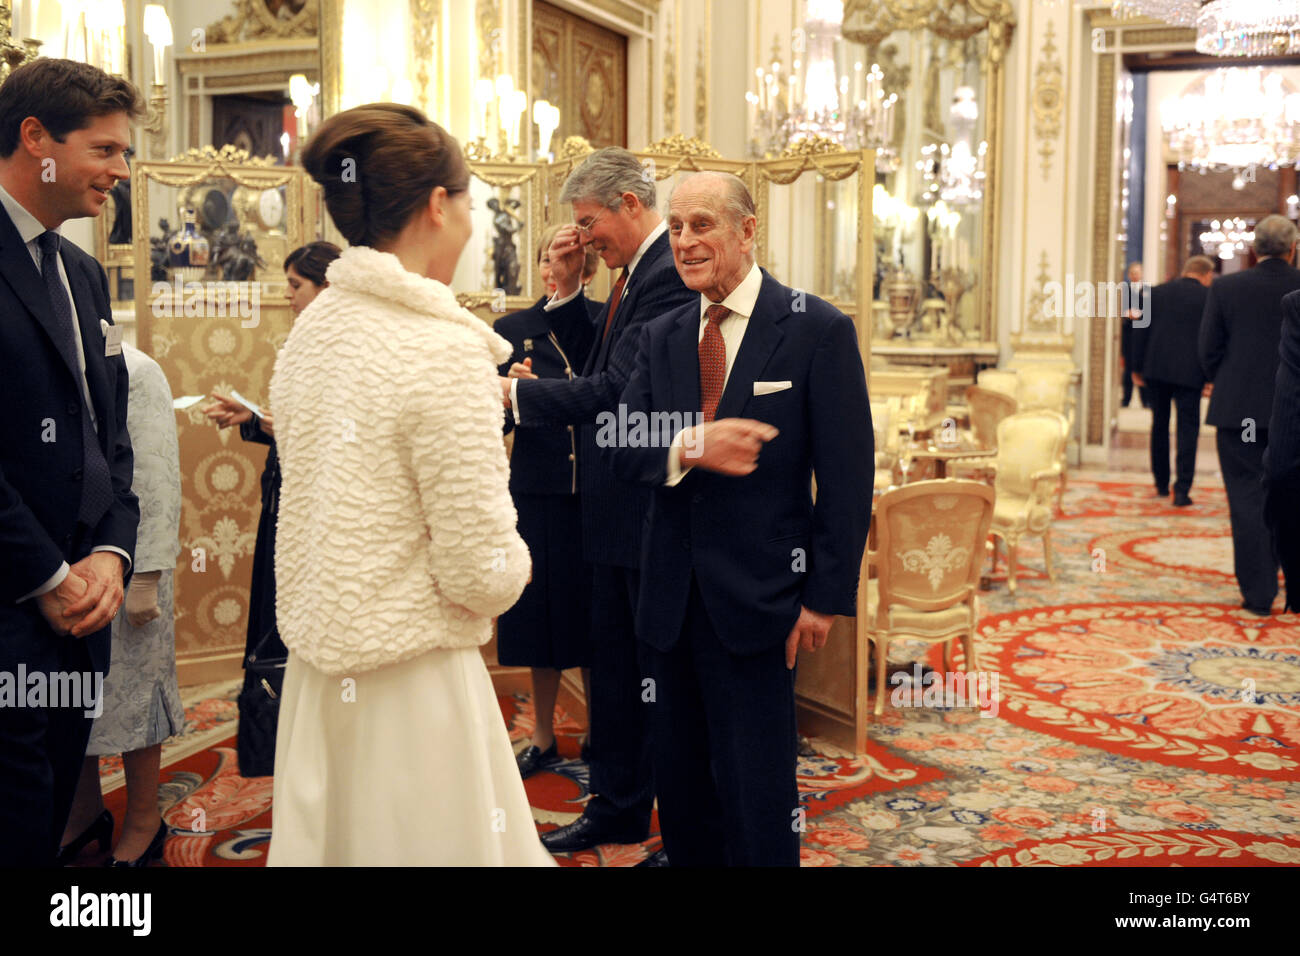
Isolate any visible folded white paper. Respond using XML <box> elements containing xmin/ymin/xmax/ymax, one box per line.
<box><xmin>173</xmin><ymin>395</ymin><xmax>206</xmax><ymax>410</ymax></box>
<box><xmin>230</xmin><ymin>389</ymin><xmax>263</xmax><ymax>418</ymax></box>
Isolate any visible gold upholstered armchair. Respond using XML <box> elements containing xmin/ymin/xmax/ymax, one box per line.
<box><xmin>1009</xmin><ymin>366</ymin><xmax>1074</xmax><ymax>512</ymax></box>
<box><xmin>865</xmin><ymin>479</ymin><xmax>996</xmax><ymax>714</ymax></box>
<box><xmin>987</xmin><ymin>410</ymin><xmax>1070</xmax><ymax>594</ymax></box>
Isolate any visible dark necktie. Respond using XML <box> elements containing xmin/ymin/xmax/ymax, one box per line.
<box><xmin>600</xmin><ymin>267</ymin><xmax>629</xmax><ymax>342</ymax></box>
<box><xmin>38</xmin><ymin>231</ymin><xmax>113</xmax><ymax>528</ymax></box>
<box><xmin>699</xmin><ymin>304</ymin><xmax>729</xmax><ymax>423</ymax></box>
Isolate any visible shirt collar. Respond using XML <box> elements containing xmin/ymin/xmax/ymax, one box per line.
<box><xmin>0</xmin><ymin>179</ymin><xmax>53</xmax><ymax>246</ymax></box>
<box><xmin>627</xmin><ymin>220</ymin><xmax>667</xmax><ymax>277</ymax></box>
<box><xmin>698</xmin><ymin>262</ymin><xmax>762</xmax><ymax>321</ymax></box>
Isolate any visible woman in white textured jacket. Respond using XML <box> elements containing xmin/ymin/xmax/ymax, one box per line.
<box><xmin>266</xmin><ymin>103</ymin><xmax>552</xmax><ymax>865</ymax></box>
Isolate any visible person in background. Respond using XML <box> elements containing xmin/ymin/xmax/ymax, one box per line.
<box><xmin>496</xmin><ymin>225</ymin><xmax>600</xmax><ymax>777</ymax></box>
<box><xmin>1199</xmin><ymin>214</ymin><xmax>1300</xmax><ymax>616</ymax></box>
<box><xmin>202</xmin><ymin>241</ymin><xmax>341</xmax><ymax>777</ymax></box>
<box><xmin>58</xmin><ymin>342</ymin><xmax>183</xmax><ymax>867</ymax></box>
<box><xmin>1266</xmin><ymin>288</ymin><xmax>1300</xmax><ymax>613</ymax></box>
<box><xmin>268</xmin><ymin>103</ymin><xmax>549</xmax><ymax>865</ymax></box>
<box><xmin>1131</xmin><ymin>255</ymin><xmax>1214</xmax><ymax>506</ymax></box>
<box><xmin>1120</xmin><ymin>261</ymin><xmax>1149</xmax><ymax>408</ymax></box>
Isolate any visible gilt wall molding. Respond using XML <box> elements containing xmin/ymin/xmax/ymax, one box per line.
<box><xmin>1032</xmin><ymin>21</ymin><xmax>1063</xmax><ymax>181</ymax></box>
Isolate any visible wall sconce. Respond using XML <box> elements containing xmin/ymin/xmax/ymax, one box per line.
<box><xmin>142</xmin><ymin>3</ymin><xmax>172</xmax><ymax>159</ymax></box>
<box><xmin>289</xmin><ymin>72</ymin><xmax>320</xmax><ymax>160</ymax></box>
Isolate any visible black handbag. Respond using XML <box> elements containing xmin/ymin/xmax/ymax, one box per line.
<box><xmin>236</xmin><ymin>627</ymin><xmax>287</xmax><ymax>778</ymax></box>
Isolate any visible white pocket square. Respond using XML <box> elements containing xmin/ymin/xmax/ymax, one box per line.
<box><xmin>753</xmin><ymin>380</ymin><xmax>792</xmax><ymax>396</ymax></box>
<box><xmin>100</xmin><ymin>319</ymin><xmax>110</xmax><ymax>337</ymax></box>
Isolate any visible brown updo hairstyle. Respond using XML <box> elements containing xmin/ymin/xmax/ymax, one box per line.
<box><xmin>300</xmin><ymin>103</ymin><xmax>469</xmax><ymax>248</ymax></box>
<box><xmin>535</xmin><ymin>222</ymin><xmax>599</xmax><ymax>280</ymax></box>
<box><xmin>283</xmin><ymin>240</ymin><xmax>342</xmax><ymax>286</ymax></box>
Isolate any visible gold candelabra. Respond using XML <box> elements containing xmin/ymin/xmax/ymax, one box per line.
<box><xmin>0</xmin><ymin>3</ymin><xmax>41</xmax><ymax>86</ymax></box>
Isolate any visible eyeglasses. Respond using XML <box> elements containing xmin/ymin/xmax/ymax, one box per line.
<box><xmin>575</xmin><ymin>209</ymin><xmax>607</xmax><ymax>236</ymax></box>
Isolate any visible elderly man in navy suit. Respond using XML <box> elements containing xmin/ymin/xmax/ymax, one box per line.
<box><xmin>608</xmin><ymin>172</ymin><xmax>872</xmax><ymax>866</ymax></box>
<box><xmin>0</xmin><ymin>58</ymin><xmax>142</xmax><ymax>866</ymax></box>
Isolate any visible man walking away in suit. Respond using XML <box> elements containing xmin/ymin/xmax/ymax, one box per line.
<box><xmin>608</xmin><ymin>172</ymin><xmax>872</xmax><ymax>865</ymax></box>
<box><xmin>1266</xmin><ymin>288</ymin><xmax>1300</xmax><ymax>613</ymax></box>
<box><xmin>1200</xmin><ymin>214</ymin><xmax>1300</xmax><ymax>616</ymax></box>
<box><xmin>500</xmin><ymin>148</ymin><xmax>696</xmax><ymax>854</ymax></box>
<box><xmin>1132</xmin><ymin>255</ymin><xmax>1214</xmax><ymax>506</ymax></box>
<box><xmin>0</xmin><ymin>58</ymin><xmax>142</xmax><ymax>866</ymax></box>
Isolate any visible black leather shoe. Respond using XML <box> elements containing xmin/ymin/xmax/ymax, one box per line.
<box><xmin>579</xmin><ymin>735</ymin><xmax>591</xmax><ymax>762</ymax></box>
<box><xmin>105</xmin><ymin>821</ymin><xmax>167</xmax><ymax>868</ymax></box>
<box><xmin>1242</xmin><ymin>603</ymin><xmax>1272</xmax><ymax>617</ymax></box>
<box><xmin>1154</xmin><ymin>487</ymin><xmax>1169</xmax><ymax>498</ymax></box>
<box><xmin>516</xmin><ymin>741</ymin><xmax>559</xmax><ymax>779</ymax></box>
<box><xmin>540</xmin><ymin>812</ymin><xmax>646</xmax><ymax>852</ymax></box>
<box><xmin>1172</xmin><ymin>494</ymin><xmax>1193</xmax><ymax>507</ymax></box>
<box><xmin>57</xmin><ymin>809</ymin><xmax>113</xmax><ymax>866</ymax></box>
<box><xmin>636</xmin><ymin>848</ymin><xmax>669</xmax><ymax>867</ymax></box>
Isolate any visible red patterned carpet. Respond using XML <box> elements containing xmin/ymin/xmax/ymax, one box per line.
<box><xmin>85</xmin><ymin>472</ymin><xmax>1300</xmax><ymax>867</ymax></box>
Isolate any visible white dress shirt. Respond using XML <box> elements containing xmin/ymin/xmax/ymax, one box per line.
<box><xmin>665</xmin><ymin>261</ymin><xmax>763</xmax><ymax>486</ymax></box>
<box><xmin>512</xmin><ymin>220</ymin><xmax>669</xmax><ymax>422</ymax></box>
<box><xmin>0</xmin><ymin>182</ymin><xmax>133</xmax><ymax>600</ymax></box>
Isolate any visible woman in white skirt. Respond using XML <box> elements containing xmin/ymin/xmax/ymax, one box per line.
<box><xmin>267</xmin><ymin>103</ymin><xmax>552</xmax><ymax>866</ymax></box>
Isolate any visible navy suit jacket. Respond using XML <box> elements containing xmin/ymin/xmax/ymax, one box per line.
<box><xmin>1199</xmin><ymin>257</ymin><xmax>1300</xmax><ymax>429</ymax></box>
<box><xmin>1266</xmin><ymin>290</ymin><xmax>1300</xmax><ymax>611</ymax></box>
<box><xmin>608</xmin><ymin>271</ymin><xmax>873</xmax><ymax>655</ymax></box>
<box><xmin>1133</xmin><ymin>276</ymin><xmax>1207</xmax><ymax>389</ymax></box>
<box><xmin>0</xmin><ymin>203</ymin><xmax>138</xmax><ymax>674</ymax></box>
<box><xmin>513</xmin><ymin>231</ymin><xmax>695</xmax><ymax>567</ymax></box>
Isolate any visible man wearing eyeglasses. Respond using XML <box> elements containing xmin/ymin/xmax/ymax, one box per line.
<box><xmin>500</xmin><ymin>147</ymin><xmax>694</xmax><ymax>858</ymax></box>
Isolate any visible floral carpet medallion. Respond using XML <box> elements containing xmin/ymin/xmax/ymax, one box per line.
<box><xmin>1088</xmin><ymin>529</ymin><xmax>1238</xmax><ymax>583</ymax></box>
<box><xmin>978</xmin><ymin>603</ymin><xmax>1300</xmax><ymax>779</ymax></box>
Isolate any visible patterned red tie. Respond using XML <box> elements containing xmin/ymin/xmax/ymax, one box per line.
<box><xmin>699</xmin><ymin>304</ymin><xmax>729</xmax><ymax>422</ymax></box>
<box><xmin>601</xmin><ymin>267</ymin><xmax>629</xmax><ymax>342</ymax></box>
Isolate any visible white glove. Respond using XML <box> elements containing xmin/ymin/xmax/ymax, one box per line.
<box><xmin>125</xmin><ymin>571</ymin><xmax>163</xmax><ymax>628</ymax></box>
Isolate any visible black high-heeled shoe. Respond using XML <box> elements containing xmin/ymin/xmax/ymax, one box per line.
<box><xmin>56</xmin><ymin>809</ymin><xmax>114</xmax><ymax>866</ymax></box>
<box><xmin>105</xmin><ymin>821</ymin><xmax>168</xmax><ymax>868</ymax></box>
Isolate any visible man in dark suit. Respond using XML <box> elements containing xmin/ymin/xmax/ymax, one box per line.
<box><xmin>1199</xmin><ymin>215</ymin><xmax>1300</xmax><ymax>616</ymax></box>
<box><xmin>500</xmin><ymin>147</ymin><xmax>696</xmax><ymax>852</ymax></box>
<box><xmin>0</xmin><ymin>58</ymin><xmax>142</xmax><ymax>866</ymax></box>
<box><xmin>608</xmin><ymin>172</ymin><xmax>872</xmax><ymax>865</ymax></box>
<box><xmin>1265</xmin><ymin>290</ymin><xmax>1300</xmax><ymax>613</ymax></box>
<box><xmin>1132</xmin><ymin>255</ymin><xmax>1214</xmax><ymax>506</ymax></box>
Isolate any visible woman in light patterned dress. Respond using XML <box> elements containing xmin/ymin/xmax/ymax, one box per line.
<box><xmin>57</xmin><ymin>342</ymin><xmax>183</xmax><ymax>867</ymax></box>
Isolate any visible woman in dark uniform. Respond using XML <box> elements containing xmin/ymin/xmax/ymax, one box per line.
<box><xmin>203</xmin><ymin>241</ymin><xmax>341</xmax><ymax>777</ymax></box>
<box><xmin>496</xmin><ymin>224</ymin><xmax>601</xmax><ymax>777</ymax></box>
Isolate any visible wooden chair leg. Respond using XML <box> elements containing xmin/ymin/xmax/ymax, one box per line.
<box><xmin>1007</xmin><ymin>535</ymin><xmax>1020</xmax><ymax>594</ymax></box>
<box><xmin>942</xmin><ymin>639</ymin><xmax>953</xmax><ymax>675</ymax></box>
<box><xmin>873</xmin><ymin>635</ymin><xmax>889</xmax><ymax>716</ymax></box>
<box><xmin>1043</xmin><ymin>527</ymin><xmax>1057</xmax><ymax>582</ymax></box>
<box><xmin>963</xmin><ymin>630</ymin><xmax>978</xmax><ymax>672</ymax></box>
<box><xmin>989</xmin><ymin>535</ymin><xmax>999</xmax><ymax>574</ymax></box>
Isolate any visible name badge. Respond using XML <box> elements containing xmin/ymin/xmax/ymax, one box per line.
<box><xmin>523</xmin><ymin>338</ymin><xmax>534</xmax><ymax>352</ymax></box>
<box><xmin>103</xmin><ymin>324</ymin><xmax>123</xmax><ymax>357</ymax></box>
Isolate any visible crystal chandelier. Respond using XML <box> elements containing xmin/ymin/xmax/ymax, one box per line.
<box><xmin>916</xmin><ymin>87</ymin><xmax>987</xmax><ymax>206</ymax></box>
<box><xmin>1161</xmin><ymin>67</ymin><xmax>1300</xmax><ymax>173</ymax></box>
<box><xmin>1199</xmin><ymin>217</ymin><xmax>1254</xmax><ymax>259</ymax></box>
<box><xmin>745</xmin><ymin>0</ymin><xmax>896</xmax><ymax>158</ymax></box>
<box><xmin>1112</xmin><ymin>0</ymin><xmax>1300</xmax><ymax>56</ymax></box>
